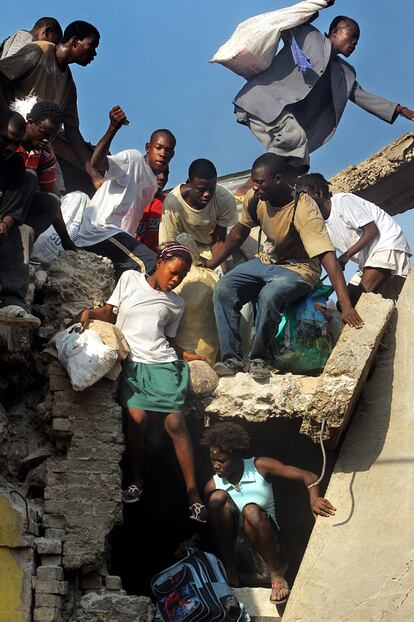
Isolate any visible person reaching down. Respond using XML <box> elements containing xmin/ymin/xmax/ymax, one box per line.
<box><xmin>78</xmin><ymin>242</ymin><xmax>207</xmax><ymax>523</ymax></box>
<box><xmin>203</xmin><ymin>422</ymin><xmax>336</xmax><ymax>605</ymax></box>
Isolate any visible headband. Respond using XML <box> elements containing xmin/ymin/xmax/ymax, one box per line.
<box><xmin>159</xmin><ymin>243</ymin><xmax>192</xmax><ymax>264</ymax></box>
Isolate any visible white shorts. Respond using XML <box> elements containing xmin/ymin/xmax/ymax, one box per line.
<box><xmin>350</xmin><ymin>249</ymin><xmax>411</xmax><ymax>286</ymax></box>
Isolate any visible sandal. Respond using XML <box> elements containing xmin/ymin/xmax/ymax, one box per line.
<box><xmin>189</xmin><ymin>502</ymin><xmax>207</xmax><ymax>524</ymax></box>
<box><xmin>122</xmin><ymin>484</ymin><xmax>143</xmax><ymax>504</ymax></box>
<box><xmin>270</xmin><ymin>579</ymin><xmax>290</xmax><ymax>605</ymax></box>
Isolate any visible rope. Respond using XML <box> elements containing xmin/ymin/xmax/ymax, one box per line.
<box><xmin>308</xmin><ymin>418</ymin><xmax>327</xmax><ymax>489</ymax></box>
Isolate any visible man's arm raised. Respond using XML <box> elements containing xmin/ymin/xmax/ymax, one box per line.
<box><xmin>90</xmin><ymin>105</ymin><xmax>128</xmax><ymax>173</ymax></box>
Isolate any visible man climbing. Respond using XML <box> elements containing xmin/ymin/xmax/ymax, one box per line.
<box><xmin>15</xmin><ymin>99</ymin><xmax>75</xmax><ymax>251</ymax></box>
<box><xmin>234</xmin><ymin>2</ymin><xmax>414</xmax><ymax>174</ymax></box>
<box><xmin>209</xmin><ymin>153</ymin><xmax>363</xmax><ymax>381</ymax></box>
<box><xmin>0</xmin><ymin>20</ymin><xmax>102</xmax><ymax>190</ymax></box>
<box><xmin>57</xmin><ymin>106</ymin><xmax>176</xmax><ymax>278</ymax></box>
<box><xmin>159</xmin><ymin>158</ymin><xmax>237</xmax><ymax>266</ymax></box>
<box><xmin>0</xmin><ymin>17</ymin><xmax>62</xmax><ymax>59</ymax></box>
<box><xmin>296</xmin><ymin>173</ymin><xmax>411</xmax><ymax>304</ymax></box>
<box><xmin>0</xmin><ymin>110</ymin><xmax>41</xmax><ymax>328</ymax></box>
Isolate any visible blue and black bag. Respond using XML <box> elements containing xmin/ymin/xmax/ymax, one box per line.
<box><xmin>151</xmin><ymin>548</ymin><xmax>249</xmax><ymax>622</ymax></box>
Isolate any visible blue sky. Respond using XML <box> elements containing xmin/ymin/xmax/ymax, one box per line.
<box><xmin>5</xmin><ymin>1</ymin><xmax>414</xmax><ymax>249</ymax></box>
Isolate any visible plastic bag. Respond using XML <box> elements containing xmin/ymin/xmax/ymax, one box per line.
<box><xmin>31</xmin><ymin>191</ymin><xmax>90</xmax><ymax>264</ymax></box>
<box><xmin>210</xmin><ymin>0</ymin><xmax>329</xmax><ymax>79</ymax></box>
<box><xmin>271</xmin><ymin>281</ymin><xmax>341</xmax><ymax>373</ymax></box>
<box><xmin>55</xmin><ymin>323</ymin><xmax>118</xmax><ymax>391</ymax></box>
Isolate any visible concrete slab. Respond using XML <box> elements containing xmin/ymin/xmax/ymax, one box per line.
<box><xmin>283</xmin><ymin>272</ymin><xmax>414</xmax><ymax>622</ymax></box>
<box><xmin>233</xmin><ymin>587</ymin><xmax>281</xmax><ymax>621</ymax></box>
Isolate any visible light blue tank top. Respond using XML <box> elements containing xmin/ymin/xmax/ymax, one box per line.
<box><xmin>213</xmin><ymin>457</ymin><xmax>276</xmax><ymax>523</ymax></box>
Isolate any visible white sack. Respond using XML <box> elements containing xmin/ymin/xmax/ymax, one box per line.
<box><xmin>210</xmin><ymin>0</ymin><xmax>329</xmax><ymax>79</ymax></box>
<box><xmin>31</xmin><ymin>191</ymin><xmax>89</xmax><ymax>264</ymax></box>
<box><xmin>55</xmin><ymin>322</ymin><xmax>118</xmax><ymax>391</ymax></box>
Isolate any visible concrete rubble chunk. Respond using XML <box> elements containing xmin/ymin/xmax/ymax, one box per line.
<box><xmin>73</xmin><ymin>592</ymin><xmax>155</xmax><ymax>622</ymax></box>
<box><xmin>188</xmin><ymin>360</ymin><xmax>219</xmax><ymax>396</ymax></box>
<box><xmin>33</xmin><ymin>606</ymin><xmax>61</xmax><ymax>622</ymax></box>
<box><xmin>203</xmin><ymin>373</ymin><xmax>318</xmax><ymax>422</ymax></box>
<box><xmin>35</xmin><ymin>579</ymin><xmax>68</xmax><ymax>595</ymax></box>
<box><xmin>329</xmin><ymin>131</ymin><xmax>414</xmax><ymax>216</ymax></box>
<box><xmin>36</xmin><ymin>565</ymin><xmax>64</xmax><ymax>581</ymax></box>
<box><xmin>302</xmin><ymin>292</ymin><xmax>394</xmax><ymax>444</ymax></box>
<box><xmin>105</xmin><ymin>575</ymin><xmax>122</xmax><ymax>590</ymax></box>
<box><xmin>35</xmin><ymin>538</ymin><xmax>63</xmax><ymax>555</ymax></box>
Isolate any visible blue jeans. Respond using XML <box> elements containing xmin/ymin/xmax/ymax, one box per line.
<box><xmin>213</xmin><ymin>258</ymin><xmax>312</xmax><ymax>363</ymax></box>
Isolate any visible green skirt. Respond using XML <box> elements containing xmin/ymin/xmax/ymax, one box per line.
<box><xmin>119</xmin><ymin>359</ymin><xmax>189</xmax><ymax>412</ymax></box>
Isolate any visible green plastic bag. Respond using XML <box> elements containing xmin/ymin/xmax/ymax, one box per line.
<box><xmin>271</xmin><ymin>281</ymin><xmax>340</xmax><ymax>374</ymax></box>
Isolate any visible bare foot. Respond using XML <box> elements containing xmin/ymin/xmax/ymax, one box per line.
<box><xmin>270</xmin><ymin>576</ymin><xmax>290</xmax><ymax>604</ymax></box>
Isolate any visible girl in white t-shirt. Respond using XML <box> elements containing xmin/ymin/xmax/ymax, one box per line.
<box><xmin>79</xmin><ymin>243</ymin><xmax>207</xmax><ymax>522</ymax></box>
<box><xmin>296</xmin><ymin>173</ymin><xmax>411</xmax><ymax>304</ymax></box>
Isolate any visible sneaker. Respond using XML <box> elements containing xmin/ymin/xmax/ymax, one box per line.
<box><xmin>0</xmin><ymin>305</ymin><xmax>41</xmax><ymax>329</ymax></box>
<box><xmin>214</xmin><ymin>360</ymin><xmax>243</xmax><ymax>377</ymax></box>
<box><xmin>248</xmin><ymin>358</ymin><xmax>271</xmax><ymax>381</ymax></box>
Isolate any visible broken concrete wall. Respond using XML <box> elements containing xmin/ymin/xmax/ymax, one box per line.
<box><xmin>330</xmin><ymin>132</ymin><xmax>414</xmax><ymax>216</ymax></box>
<box><xmin>200</xmin><ymin>292</ymin><xmax>394</xmax><ymax>444</ymax></box>
<box><xmin>283</xmin><ymin>272</ymin><xmax>414</xmax><ymax>622</ymax></box>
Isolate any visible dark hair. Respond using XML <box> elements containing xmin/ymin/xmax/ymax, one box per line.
<box><xmin>188</xmin><ymin>158</ymin><xmax>217</xmax><ymax>181</ymax></box>
<box><xmin>0</xmin><ymin>110</ymin><xmax>26</xmax><ymax>135</ymax></box>
<box><xmin>62</xmin><ymin>20</ymin><xmax>100</xmax><ymax>43</ymax></box>
<box><xmin>158</xmin><ymin>242</ymin><xmax>192</xmax><ymax>268</ymax></box>
<box><xmin>32</xmin><ymin>17</ymin><xmax>62</xmax><ymax>37</ymax></box>
<box><xmin>149</xmin><ymin>129</ymin><xmax>176</xmax><ymax>147</ymax></box>
<box><xmin>252</xmin><ymin>152</ymin><xmax>287</xmax><ymax>177</ymax></box>
<box><xmin>328</xmin><ymin>16</ymin><xmax>359</xmax><ymax>36</ymax></box>
<box><xmin>201</xmin><ymin>422</ymin><xmax>250</xmax><ymax>456</ymax></box>
<box><xmin>28</xmin><ymin>100</ymin><xmax>63</xmax><ymax>127</ymax></box>
<box><xmin>295</xmin><ymin>173</ymin><xmax>331</xmax><ymax>198</ymax></box>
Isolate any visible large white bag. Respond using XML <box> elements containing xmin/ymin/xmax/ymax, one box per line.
<box><xmin>31</xmin><ymin>191</ymin><xmax>89</xmax><ymax>264</ymax></box>
<box><xmin>210</xmin><ymin>0</ymin><xmax>329</xmax><ymax>79</ymax></box>
<box><xmin>55</xmin><ymin>322</ymin><xmax>118</xmax><ymax>391</ymax></box>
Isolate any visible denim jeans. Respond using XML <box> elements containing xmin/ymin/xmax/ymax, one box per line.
<box><xmin>213</xmin><ymin>258</ymin><xmax>312</xmax><ymax>363</ymax></box>
<box><xmin>0</xmin><ymin>170</ymin><xmax>60</xmax><ymax>310</ymax></box>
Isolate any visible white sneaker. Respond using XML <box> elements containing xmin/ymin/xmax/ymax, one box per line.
<box><xmin>0</xmin><ymin>305</ymin><xmax>41</xmax><ymax>329</ymax></box>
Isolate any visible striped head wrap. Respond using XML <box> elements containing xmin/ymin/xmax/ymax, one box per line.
<box><xmin>158</xmin><ymin>242</ymin><xmax>193</xmax><ymax>266</ymax></box>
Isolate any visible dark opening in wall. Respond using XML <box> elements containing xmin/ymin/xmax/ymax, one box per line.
<box><xmin>108</xmin><ymin>415</ymin><xmax>337</xmax><ymax>597</ymax></box>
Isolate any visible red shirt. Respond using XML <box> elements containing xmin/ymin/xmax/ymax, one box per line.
<box><xmin>136</xmin><ymin>194</ymin><xmax>165</xmax><ymax>252</ymax></box>
<box><xmin>17</xmin><ymin>142</ymin><xmax>57</xmax><ymax>192</ymax></box>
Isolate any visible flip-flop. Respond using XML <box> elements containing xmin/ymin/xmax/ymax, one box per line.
<box><xmin>270</xmin><ymin>579</ymin><xmax>290</xmax><ymax>605</ymax></box>
<box><xmin>122</xmin><ymin>484</ymin><xmax>143</xmax><ymax>504</ymax></box>
<box><xmin>189</xmin><ymin>502</ymin><xmax>207</xmax><ymax>524</ymax></box>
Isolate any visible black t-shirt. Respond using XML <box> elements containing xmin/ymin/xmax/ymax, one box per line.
<box><xmin>0</xmin><ymin>153</ymin><xmax>25</xmax><ymax>223</ymax></box>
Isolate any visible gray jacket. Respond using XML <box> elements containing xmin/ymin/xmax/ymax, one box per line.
<box><xmin>234</xmin><ymin>23</ymin><xmax>397</xmax><ymax>149</ymax></box>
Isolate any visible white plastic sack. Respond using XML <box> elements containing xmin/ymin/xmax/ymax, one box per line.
<box><xmin>31</xmin><ymin>191</ymin><xmax>90</xmax><ymax>264</ymax></box>
<box><xmin>55</xmin><ymin>323</ymin><xmax>118</xmax><ymax>391</ymax></box>
<box><xmin>210</xmin><ymin>0</ymin><xmax>329</xmax><ymax>79</ymax></box>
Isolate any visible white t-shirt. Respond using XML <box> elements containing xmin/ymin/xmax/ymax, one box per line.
<box><xmin>326</xmin><ymin>193</ymin><xmax>411</xmax><ymax>269</ymax></box>
<box><xmin>71</xmin><ymin>149</ymin><xmax>158</xmax><ymax>247</ymax></box>
<box><xmin>107</xmin><ymin>271</ymin><xmax>185</xmax><ymax>364</ymax></box>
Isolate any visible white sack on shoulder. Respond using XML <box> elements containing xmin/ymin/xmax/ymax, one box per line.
<box><xmin>210</xmin><ymin>0</ymin><xmax>329</xmax><ymax>79</ymax></box>
<box><xmin>55</xmin><ymin>323</ymin><xmax>118</xmax><ymax>391</ymax></box>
